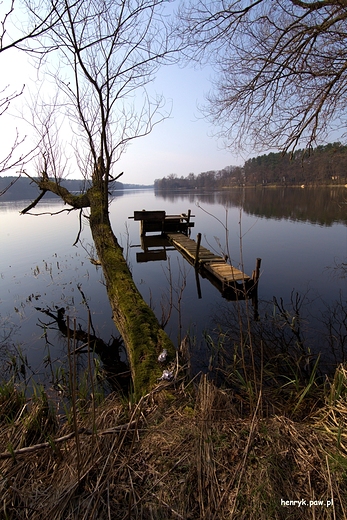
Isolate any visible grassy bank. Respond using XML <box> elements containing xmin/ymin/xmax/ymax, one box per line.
<box><xmin>1</xmin><ymin>359</ymin><xmax>347</xmax><ymax>519</ymax></box>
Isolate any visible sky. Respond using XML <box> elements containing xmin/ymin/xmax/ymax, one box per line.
<box><xmin>115</xmin><ymin>64</ymin><xmax>245</xmax><ymax>185</ymax></box>
<box><xmin>2</xmin><ymin>2</ymin><xmax>346</xmax><ymax>187</ymax></box>
<box><xmin>2</xmin><ymin>52</ymin><xmax>243</xmax><ymax>185</ymax></box>
<box><xmin>0</xmin><ymin>2</ymin><xmax>245</xmax><ymax>186</ymax></box>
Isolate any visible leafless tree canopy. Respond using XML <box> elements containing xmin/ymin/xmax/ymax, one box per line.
<box><xmin>179</xmin><ymin>0</ymin><xmax>347</xmax><ymax>154</ymax></box>
<box><xmin>26</xmin><ymin>0</ymin><xmax>177</xmax><ymax>186</ymax></box>
<box><xmin>1</xmin><ymin>0</ymin><xmax>176</xmax><ymax>181</ymax></box>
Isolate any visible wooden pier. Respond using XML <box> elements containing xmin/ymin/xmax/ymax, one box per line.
<box><xmin>130</xmin><ymin>209</ymin><xmax>261</xmax><ymax>300</ymax></box>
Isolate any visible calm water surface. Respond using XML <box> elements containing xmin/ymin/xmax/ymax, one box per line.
<box><xmin>1</xmin><ymin>187</ymin><xmax>347</xmax><ymax>385</ymax></box>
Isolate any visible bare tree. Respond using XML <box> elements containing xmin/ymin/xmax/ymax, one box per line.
<box><xmin>20</xmin><ymin>0</ymin><xmax>177</xmax><ymax>396</ymax></box>
<box><xmin>179</xmin><ymin>0</ymin><xmax>347</xmax><ymax>155</ymax></box>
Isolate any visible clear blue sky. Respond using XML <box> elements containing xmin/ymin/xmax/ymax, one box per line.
<box><xmin>115</xmin><ymin>63</ymin><xmax>245</xmax><ymax>185</ymax></box>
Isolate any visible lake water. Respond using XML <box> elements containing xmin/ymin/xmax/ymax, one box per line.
<box><xmin>1</xmin><ymin>187</ymin><xmax>347</xmax><ymax>388</ymax></box>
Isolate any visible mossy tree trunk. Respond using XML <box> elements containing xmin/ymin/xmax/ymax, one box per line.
<box><xmin>88</xmin><ymin>183</ymin><xmax>175</xmax><ymax>397</ymax></box>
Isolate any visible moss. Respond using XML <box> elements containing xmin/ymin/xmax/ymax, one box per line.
<box><xmin>38</xmin><ymin>179</ymin><xmax>91</xmax><ymax>209</ymax></box>
<box><xmin>183</xmin><ymin>405</ymin><xmax>195</xmax><ymax>416</ymax></box>
<box><xmin>88</xmin><ymin>198</ymin><xmax>175</xmax><ymax>399</ymax></box>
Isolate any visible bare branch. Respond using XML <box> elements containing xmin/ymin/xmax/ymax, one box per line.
<box><xmin>0</xmin><ymin>85</ymin><xmax>38</xmax><ymax>176</ymax></box>
<box><xmin>180</xmin><ymin>0</ymin><xmax>347</xmax><ymax>154</ymax></box>
<box><xmin>0</xmin><ymin>173</ymin><xmax>21</xmax><ymax>196</ymax></box>
<box><xmin>72</xmin><ymin>208</ymin><xmax>83</xmax><ymax>245</ymax></box>
<box><xmin>42</xmin><ymin>0</ymin><xmax>175</xmax><ymax>171</ymax></box>
<box><xmin>0</xmin><ymin>0</ymin><xmax>82</xmax><ymax>54</ymax></box>
<box><xmin>20</xmin><ymin>173</ymin><xmax>91</xmax><ymax>212</ymax></box>
<box><xmin>20</xmin><ymin>187</ymin><xmax>47</xmax><ymax>213</ymax></box>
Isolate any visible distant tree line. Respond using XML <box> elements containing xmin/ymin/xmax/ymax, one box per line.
<box><xmin>154</xmin><ymin>165</ymin><xmax>244</xmax><ymax>190</ymax></box>
<box><xmin>0</xmin><ymin>176</ymin><xmax>123</xmax><ymax>201</ymax></box>
<box><xmin>154</xmin><ymin>143</ymin><xmax>347</xmax><ymax>190</ymax></box>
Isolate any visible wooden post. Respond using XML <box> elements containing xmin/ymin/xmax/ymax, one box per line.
<box><xmin>253</xmin><ymin>257</ymin><xmax>261</xmax><ymax>282</ymax></box>
<box><xmin>195</xmin><ymin>267</ymin><xmax>202</xmax><ymax>299</ymax></box>
<box><xmin>252</xmin><ymin>258</ymin><xmax>261</xmax><ymax>320</ymax></box>
<box><xmin>195</xmin><ymin>233</ymin><xmax>202</xmax><ymax>268</ymax></box>
<box><xmin>187</xmin><ymin>209</ymin><xmax>191</xmax><ymax>223</ymax></box>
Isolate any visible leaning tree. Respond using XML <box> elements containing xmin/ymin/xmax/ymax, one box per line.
<box><xmin>17</xmin><ymin>0</ymin><xmax>178</xmax><ymax>397</ymax></box>
<box><xmin>179</xmin><ymin>0</ymin><xmax>347</xmax><ymax>155</ymax></box>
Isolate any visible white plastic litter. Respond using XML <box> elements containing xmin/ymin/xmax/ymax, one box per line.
<box><xmin>157</xmin><ymin>349</ymin><xmax>168</xmax><ymax>363</ymax></box>
<box><xmin>159</xmin><ymin>369</ymin><xmax>173</xmax><ymax>381</ymax></box>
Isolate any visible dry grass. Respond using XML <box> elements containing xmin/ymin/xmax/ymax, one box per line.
<box><xmin>0</xmin><ymin>366</ymin><xmax>347</xmax><ymax>519</ymax></box>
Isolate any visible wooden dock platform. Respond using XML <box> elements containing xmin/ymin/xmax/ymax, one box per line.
<box><xmin>166</xmin><ymin>232</ymin><xmax>259</xmax><ymax>292</ymax></box>
<box><xmin>130</xmin><ymin>210</ymin><xmax>194</xmax><ymax>236</ymax></box>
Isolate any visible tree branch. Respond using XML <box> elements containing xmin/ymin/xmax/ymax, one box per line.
<box><xmin>20</xmin><ymin>174</ymin><xmax>91</xmax><ymax>213</ymax></box>
<box><xmin>0</xmin><ymin>422</ymin><xmax>137</xmax><ymax>460</ymax></box>
<box><xmin>0</xmin><ymin>174</ymin><xmax>21</xmax><ymax>196</ymax></box>
<box><xmin>20</xmin><ymin>188</ymin><xmax>47</xmax><ymax>213</ymax></box>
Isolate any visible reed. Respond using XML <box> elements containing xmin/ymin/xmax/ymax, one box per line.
<box><xmin>0</xmin><ymin>364</ymin><xmax>346</xmax><ymax>519</ymax></box>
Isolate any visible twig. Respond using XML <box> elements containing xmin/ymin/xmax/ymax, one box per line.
<box><xmin>20</xmin><ymin>189</ymin><xmax>47</xmax><ymax>214</ymax></box>
<box><xmin>0</xmin><ymin>174</ymin><xmax>21</xmax><ymax>196</ymax></box>
<box><xmin>326</xmin><ymin>454</ymin><xmax>337</xmax><ymax>520</ymax></box>
<box><xmin>221</xmin><ymin>390</ymin><xmax>262</xmax><ymax>519</ymax></box>
<box><xmin>0</xmin><ymin>422</ymin><xmax>137</xmax><ymax>460</ymax></box>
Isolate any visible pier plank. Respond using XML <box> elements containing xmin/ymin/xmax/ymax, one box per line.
<box><xmin>206</xmin><ymin>262</ymin><xmax>250</xmax><ymax>282</ymax></box>
<box><xmin>166</xmin><ymin>232</ymin><xmax>251</xmax><ymax>285</ymax></box>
